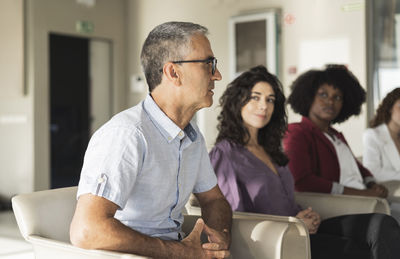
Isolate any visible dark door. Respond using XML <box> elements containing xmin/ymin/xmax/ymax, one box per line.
<box><xmin>49</xmin><ymin>33</ymin><xmax>89</xmax><ymax>188</ymax></box>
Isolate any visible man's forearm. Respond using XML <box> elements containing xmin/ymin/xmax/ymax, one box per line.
<box><xmin>71</xmin><ymin>215</ymin><xmax>186</xmax><ymax>258</ymax></box>
<box><xmin>200</xmin><ymin>197</ymin><xmax>232</xmax><ymax>234</ymax></box>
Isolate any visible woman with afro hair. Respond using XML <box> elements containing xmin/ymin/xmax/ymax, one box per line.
<box><xmin>363</xmin><ymin>88</ymin><xmax>400</xmax><ymax>182</ymax></box>
<box><xmin>210</xmin><ymin>65</ymin><xmax>400</xmax><ymax>259</ymax></box>
<box><xmin>283</xmin><ymin>65</ymin><xmax>389</xmax><ymax>198</ymax></box>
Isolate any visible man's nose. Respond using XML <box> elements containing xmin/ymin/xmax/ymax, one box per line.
<box><xmin>212</xmin><ymin>68</ymin><xmax>222</xmax><ymax>81</ymax></box>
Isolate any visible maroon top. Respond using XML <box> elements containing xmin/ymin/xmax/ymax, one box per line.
<box><xmin>283</xmin><ymin>116</ymin><xmax>372</xmax><ymax>193</ymax></box>
<box><xmin>209</xmin><ymin>139</ymin><xmax>301</xmax><ymax>216</ymax></box>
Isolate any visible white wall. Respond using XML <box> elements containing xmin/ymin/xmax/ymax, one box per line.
<box><xmin>0</xmin><ymin>0</ymin><xmax>127</xmax><ymax>197</ymax></box>
<box><xmin>0</xmin><ymin>0</ymin><xmax>33</xmax><ymax>197</ymax></box>
<box><xmin>27</xmin><ymin>0</ymin><xmax>127</xmax><ymax>192</ymax></box>
<box><xmin>127</xmin><ymin>0</ymin><xmax>367</xmax><ymax>155</ymax></box>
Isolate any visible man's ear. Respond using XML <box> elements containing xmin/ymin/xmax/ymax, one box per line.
<box><xmin>163</xmin><ymin>62</ymin><xmax>182</xmax><ymax>86</ymax></box>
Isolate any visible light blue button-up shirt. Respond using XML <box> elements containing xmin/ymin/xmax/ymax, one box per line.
<box><xmin>77</xmin><ymin>94</ymin><xmax>217</xmax><ymax>240</ymax></box>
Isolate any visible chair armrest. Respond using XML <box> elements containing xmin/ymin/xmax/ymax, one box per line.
<box><xmin>182</xmin><ymin>214</ymin><xmax>310</xmax><ymax>259</ymax></box>
<box><xmin>294</xmin><ymin>192</ymin><xmax>390</xmax><ymax>220</ymax></box>
<box><xmin>27</xmin><ymin>235</ymin><xmax>149</xmax><ymax>259</ymax></box>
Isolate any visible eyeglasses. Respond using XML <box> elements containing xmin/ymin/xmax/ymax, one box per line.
<box><xmin>171</xmin><ymin>57</ymin><xmax>218</xmax><ymax>75</ymax></box>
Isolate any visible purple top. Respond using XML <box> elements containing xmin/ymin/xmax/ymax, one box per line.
<box><xmin>209</xmin><ymin>139</ymin><xmax>302</xmax><ymax>216</ymax></box>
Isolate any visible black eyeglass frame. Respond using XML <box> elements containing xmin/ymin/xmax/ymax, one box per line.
<box><xmin>169</xmin><ymin>57</ymin><xmax>218</xmax><ymax>75</ymax></box>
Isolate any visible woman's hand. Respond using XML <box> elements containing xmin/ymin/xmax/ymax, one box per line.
<box><xmin>296</xmin><ymin>207</ymin><xmax>321</xmax><ymax>234</ymax></box>
<box><xmin>367</xmin><ymin>182</ymin><xmax>388</xmax><ymax>198</ymax></box>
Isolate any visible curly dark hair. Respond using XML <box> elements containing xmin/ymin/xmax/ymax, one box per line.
<box><xmin>287</xmin><ymin>64</ymin><xmax>366</xmax><ymax>124</ymax></box>
<box><xmin>370</xmin><ymin>87</ymin><xmax>400</xmax><ymax>127</ymax></box>
<box><xmin>216</xmin><ymin>65</ymin><xmax>288</xmax><ymax>166</ymax></box>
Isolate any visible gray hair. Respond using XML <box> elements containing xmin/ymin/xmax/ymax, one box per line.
<box><xmin>140</xmin><ymin>21</ymin><xmax>209</xmax><ymax>92</ymax></box>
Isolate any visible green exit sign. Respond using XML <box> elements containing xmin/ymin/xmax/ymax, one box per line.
<box><xmin>76</xmin><ymin>20</ymin><xmax>94</xmax><ymax>34</ymax></box>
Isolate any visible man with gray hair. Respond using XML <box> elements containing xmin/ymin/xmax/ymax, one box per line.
<box><xmin>70</xmin><ymin>21</ymin><xmax>232</xmax><ymax>258</ymax></box>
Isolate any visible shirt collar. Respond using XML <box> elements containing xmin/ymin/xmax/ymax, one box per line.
<box><xmin>143</xmin><ymin>94</ymin><xmax>197</xmax><ymax>143</ymax></box>
<box><xmin>183</xmin><ymin>123</ymin><xmax>197</xmax><ymax>142</ymax></box>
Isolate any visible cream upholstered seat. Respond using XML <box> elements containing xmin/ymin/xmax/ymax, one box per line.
<box><xmin>12</xmin><ymin>186</ymin><xmax>311</xmax><ymax>259</ymax></box>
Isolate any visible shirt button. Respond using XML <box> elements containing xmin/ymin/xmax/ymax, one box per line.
<box><xmin>97</xmin><ymin>177</ymin><xmax>105</xmax><ymax>183</ymax></box>
<box><xmin>168</xmin><ymin>136</ymin><xmax>172</xmax><ymax>141</ymax></box>
<box><xmin>178</xmin><ymin>131</ymin><xmax>184</xmax><ymax>137</ymax></box>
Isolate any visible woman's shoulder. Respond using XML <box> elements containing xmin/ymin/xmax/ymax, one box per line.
<box><xmin>288</xmin><ymin>117</ymin><xmax>315</xmax><ymax>131</ymax></box>
<box><xmin>209</xmin><ymin>140</ymin><xmax>246</xmax><ymax>174</ymax></box>
<box><xmin>364</xmin><ymin>124</ymin><xmax>389</xmax><ymax>141</ymax></box>
<box><xmin>288</xmin><ymin>122</ymin><xmax>305</xmax><ymax>132</ymax></box>
<box><xmin>287</xmin><ymin>121</ymin><xmax>313</xmax><ymax>138</ymax></box>
<box><xmin>210</xmin><ymin>139</ymin><xmax>237</xmax><ymax>155</ymax></box>
<box><xmin>284</xmin><ymin>119</ymin><xmax>321</xmax><ymax>150</ymax></box>
<box><xmin>374</xmin><ymin>123</ymin><xmax>389</xmax><ymax>135</ymax></box>
<box><xmin>364</xmin><ymin>125</ymin><xmax>378</xmax><ymax>137</ymax></box>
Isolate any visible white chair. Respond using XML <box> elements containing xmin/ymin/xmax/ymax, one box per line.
<box><xmin>183</xmin><ymin>212</ymin><xmax>310</xmax><ymax>259</ymax></box>
<box><xmin>12</xmin><ymin>186</ymin><xmax>146</xmax><ymax>259</ymax></box>
<box><xmin>185</xmin><ymin>197</ymin><xmax>311</xmax><ymax>259</ymax></box>
<box><xmin>185</xmin><ymin>191</ymin><xmax>391</xmax><ymax>258</ymax></box>
<box><xmin>12</xmin><ymin>187</ymin><xmax>311</xmax><ymax>259</ymax></box>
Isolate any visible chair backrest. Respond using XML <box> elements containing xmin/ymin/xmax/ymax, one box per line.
<box><xmin>294</xmin><ymin>192</ymin><xmax>390</xmax><ymax>220</ymax></box>
<box><xmin>12</xmin><ymin>186</ymin><xmax>78</xmax><ymax>243</ymax></box>
<box><xmin>12</xmin><ymin>187</ymin><xmax>147</xmax><ymax>259</ymax></box>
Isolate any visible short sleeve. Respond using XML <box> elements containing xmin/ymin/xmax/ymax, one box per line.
<box><xmin>192</xmin><ymin>135</ymin><xmax>217</xmax><ymax>194</ymax></box>
<box><xmin>77</xmin><ymin>125</ymin><xmax>144</xmax><ymax>209</ymax></box>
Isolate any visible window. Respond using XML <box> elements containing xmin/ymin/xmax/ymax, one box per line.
<box><xmin>368</xmin><ymin>0</ymin><xmax>400</xmax><ymax>117</ymax></box>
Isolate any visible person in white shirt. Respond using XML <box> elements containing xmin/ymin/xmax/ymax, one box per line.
<box><xmin>363</xmin><ymin>88</ymin><xmax>400</xmax><ymax>182</ymax></box>
<box><xmin>363</xmin><ymin>88</ymin><xmax>400</xmax><ymax>222</ymax></box>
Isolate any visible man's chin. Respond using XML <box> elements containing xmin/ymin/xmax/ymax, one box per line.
<box><xmin>202</xmin><ymin>103</ymin><xmax>213</xmax><ymax>109</ymax></box>
<box><xmin>199</xmin><ymin>100</ymin><xmax>213</xmax><ymax>110</ymax></box>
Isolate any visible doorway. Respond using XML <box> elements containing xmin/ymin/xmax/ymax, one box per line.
<box><xmin>49</xmin><ymin>33</ymin><xmax>112</xmax><ymax>188</ymax></box>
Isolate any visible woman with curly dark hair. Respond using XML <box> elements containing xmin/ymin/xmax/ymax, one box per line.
<box><xmin>209</xmin><ymin>65</ymin><xmax>400</xmax><ymax>259</ymax></box>
<box><xmin>284</xmin><ymin>65</ymin><xmax>389</xmax><ymax>198</ymax></box>
<box><xmin>210</xmin><ymin>65</ymin><xmax>294</xmax><ymax>214</ymax></box>
<box><xmin>363</xmin><ymin>88</ymin><xmax>400</xmax><ymax>182</ymax></box>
